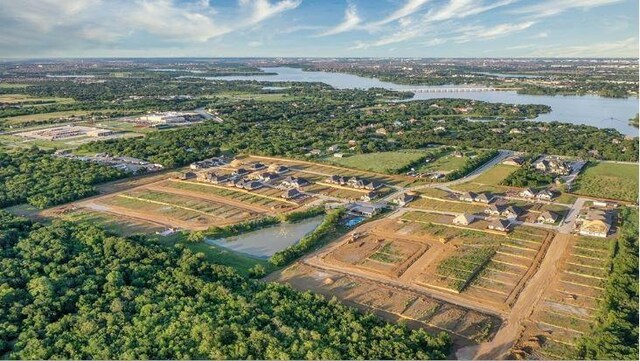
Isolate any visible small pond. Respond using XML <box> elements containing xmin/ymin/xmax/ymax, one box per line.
<box><xmin>205</xmin><ymin>215</ymin><xmax>324</xmax><ymax>259</ymax></box>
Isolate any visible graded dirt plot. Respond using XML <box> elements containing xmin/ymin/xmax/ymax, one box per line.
<box><xmin>418</xmin><ymin>246</ymin><xmax>496</xmax><ymax>293</ymax></box>
<box><xmin>76</xmin><ymin>176</ymin><xmax>275</xmax><ymax>230</ymax></box>
<box><xmin>160</xmin><ymin>179</ymin><xmax>296</xmax><ymax>211</ymax></box>
<box><xmin>394</xmin><ymin>211</ymin><xmax>552</xmax><ymax>306</ymax></box>
<box><xmin>59</xmin><ymin>208</ymin><xmax>165</xmax><ymax>236</ymax></box>
<box><xmin>572</xmin><ymin>161</ymin><xmax>639</xmax><ymax>202</ymax></box>
<box><xmin>324</xmin><ymin>234</ymin><xmax>429</xmax><ymax>278</ymax></box>
<box><xmin>517</xmin><ymin>235</ymin><xmax>614</xmax><ymax>355</ymax></box>
<box><xmin>268</xmin><ymin>263</ymin><xmax>502</xmax><ymax>346</ymax></box>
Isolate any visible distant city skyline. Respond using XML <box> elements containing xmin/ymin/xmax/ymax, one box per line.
<box><xmin>0</xmin><ymin>0</ymin><xmax>638</xmax><ymax>58</ymax></box>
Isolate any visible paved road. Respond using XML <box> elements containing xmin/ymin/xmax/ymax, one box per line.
<box><xmin>379</xmin><ymin>150</ymin><xmax>513</xmax><ymax>204</ymax></box>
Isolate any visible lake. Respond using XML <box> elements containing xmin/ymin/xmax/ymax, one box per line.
<box><xmin>205</xmin><ymin>215</ymin><xmax>324</xmax><ymax>259</ymax></box>
<box><xmin>209</xmin><ymin>67</ymin><xmax>639</xmax><ymax>136</ymax></box>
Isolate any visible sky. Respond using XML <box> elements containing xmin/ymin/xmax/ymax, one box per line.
<box><xmin>0</xmin><ymin>0</ymin><xmax>638</xmax><ymax>58</ymax></box>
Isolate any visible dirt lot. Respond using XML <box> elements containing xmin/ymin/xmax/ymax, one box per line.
<box><xmin>267</xmin><ymin>262</ymin><xmax>502</xmax><ymax>350</ymax></box>
<box><xmin>43</xmin><ymin>172</ymin><xmax>302</xmax><ymax>231</ymax></box>
<box><xmin>513</xmin><ymin>235</ymin><xmax>614</xmax><ymax>359</ymax></box>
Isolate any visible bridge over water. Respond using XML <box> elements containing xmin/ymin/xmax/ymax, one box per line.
<box><xmin>408</xmin><ymin>87</ymin><xmax>512</xmax><ymax>93</ymax></box>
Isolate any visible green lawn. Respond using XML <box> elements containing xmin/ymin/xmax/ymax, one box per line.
<box><xmin>471</xmin><ymin>164</ymin><xmax>519</xmax><ymax>185</ymax></box>
<box><xmin>326</xmin><ymin>150</ymin><xmax>426</xmax><ymax>174</ymax></box>
<box><xmin>573</xmin><ymin>162</ymin><xmax>639</xmax><ymax>202</ymax></box>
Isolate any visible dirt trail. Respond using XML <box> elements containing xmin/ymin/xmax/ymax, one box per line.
<box><xmin>456</xmin><ymin>233</ymin><xmax>573</xmax><ymax>360</ymax></box>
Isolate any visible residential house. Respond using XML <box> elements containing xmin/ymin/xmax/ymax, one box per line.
<box><xmin>347</xmin><ymin>204</ymin><xmax>382</xmax><ymax>218</ymax></box>
<box><xmin>333</xmin><ymin>153</ymin><xmax>345</xmax><ymax>158</ymax></box>
<box><xmin>538</xmin><ymin>210</ymin><xmax>559</xmax><ymax>224</ymax></box>
<box><xmin>179</xmin><ymin>171</ymin><xmax>196</xmax><ymax>180</ymax></box>
<box><xmin>281</xmin><ymin>188</ymin><xmax>301</xmax><ymax>200</ymax></box>
<box><xmin>579</xmin><ymin>209</ymin><xmax>612</xmax><ymax>238</ymax></box>
<box><xmin>268</xmin><ymin>164</ymin><xmax>289</xmax><ymax>174</ymax></box>
<box><xmin>361</xmin><ymin>191</ymin><xmax>377</xmax><ymax>202</ymax></box>
<box><xmin>257</xmin><ymin>172</ymin><xmax>279</xmax><ymax>182</ymax></box>
<box><xmin>232</xmin><ymin>168</ymin><xmax>249</xmax><ymax>177</ymax></box>
<box><xmin>189</xmin><ymin>156</ymin><xmax>226</xmax><ymax>170</ymax></box>
<box><xmin>535</xmin><ymin>158</ymin><xmax>571</xmax><ymax>175</ymax></box>
<box><xmin>197</xmin><ymin>172</ymin><xmax>227</xmax><ymax>184</ymax></box>
<box><xmin>246</xmin><ymin>162</ymin><xmax>266</xmax><ymax>171</ymax></box>
<box><xmin>488</xmin><ymin>219</ymin><xmax>510</xmax><ymax>232</ymax></box>
<box><xmin>536</xmin><ymin>189</ymin><xmax>555</xmax><ymax>201</ymax></box>
<box><xmin>501</xmin><ymin>206</ymin><xmax>521</xmax><ymax>219</ymax></box>
<box><xmin>484</xmin><ymin>204</ymin><xmax>504</xmax><ymax>216</ymax></box>
<box><xmin>326</xmin><ymin>175</ymin><xmax>347</xmax><ymax>185</ymax></box>
<box><xmin>243</xmin><ymin>181</ymin><xmax>263</xmax><ymax>191</ymax></box>
<box><xmin>327</xmin><ymin>144</ymin><xmax>340</xmax><ymax>152</ymax></box>
<box><xmin>453</xmin><ymin>213</ymin><xmax>475</xmax><ymax>226</ymax></box>
<box><xmin>459</xmin><ymin>192</ymin><xmax>477</xmax><ymax>202</ymax></box>
<box><xmin>282</xmin><ymin>176</ymin><xmax>309</xmax><ymax>188</ymax></box>
<box><xmin>474</xmin><ymin>193</ymin><xmax>493</xmax><ymax>203</ymax></box>
<box><xmin>519</xmin><ymin>188</ymin><xmax>536</xmax><ymax>198</ymax></box>
<box><xmin>376</xmin><ymin>128</ymin><xmax>388</xmax><ymax>135</ymax></box>
<box><xmin>502</xmin><ymin>156</ymin><xmax>525</xmax><ymax>166</ymax></box>
<box><xmin>393</xmin><ymin>193</ymin><xmax>415</xmax><ymax>206</ymax></box>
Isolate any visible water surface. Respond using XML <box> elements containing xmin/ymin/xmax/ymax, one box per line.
<box><xmin>210</xmin><ymin>67</ymin><xmax>638</xmax><ymax>136</ymax></box>
<box><xmin>205</xmin><ymin>215</ymin><xmax>324</xmax><ymax>258</ymax></box>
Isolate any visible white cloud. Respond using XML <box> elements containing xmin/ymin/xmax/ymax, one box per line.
<box><xmin>374</xmin><ymin>0</ymin><xmax>431</xmax><ymax>26</ymax></box>
<box><xmin>241</xmin><ymin>0</ymin><xmax>303</xmax><ymax>25</ymax></box>
<box><xmin>317</xmin><ymin>3</ymin><xmax>361</xmax><ymax>37</ymax></box>
<box><xmin>0</xmin><ymin>0</ymin><xmax>303</xmax><ymax>55</ymax></box>
<box><xmin>513</xmin><ymin>0</ymin><xmax>624</xmax><ymax>18</ymax></box>
<box><xmin>452</xmin><ymin>21</ymin><xmax>536</xmax><ymax>43</ymax></box>
<box><xmin>128</xmin><ymin>0</ymin><xmax>229</xmax><ymax>41</ymax></box>
<box><xmin>425</xmin><ymin>0</ymin><xmax>517</xmax><ymax>22</ymax></box>
<box><xmin>358</xmin><ymin>0</ymin><xmax>517</xmax><ymax>48</ymax></box>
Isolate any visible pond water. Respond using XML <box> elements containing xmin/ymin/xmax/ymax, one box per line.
<box><xmin>209</xmin><ymin>67</ymin><xmax>639</xmax><ymax>136</ymax></box>
<box><xmin>205</xmin><ymin>215</ymin><xmax>324</xmax><ymax>259</ymax></box>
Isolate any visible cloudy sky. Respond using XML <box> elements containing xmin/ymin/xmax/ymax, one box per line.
<box><xmin>0</xmin><ymin>0</ymin><xmax>637</xmax><ymax>58</ymax></box>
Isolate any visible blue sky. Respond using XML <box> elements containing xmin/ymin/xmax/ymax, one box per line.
<box><xmin>0</xmin><ymin>0</ymin><xmax>637</xmax><ymax>58</ymax></box>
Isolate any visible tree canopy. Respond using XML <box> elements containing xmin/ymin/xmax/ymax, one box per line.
<box><xmin>0</xmin><ymin>212</ymin><xmax>451</xmax><ymax>359</ymax></box>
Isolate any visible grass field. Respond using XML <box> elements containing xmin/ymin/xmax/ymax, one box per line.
<box><xmin>573</xmin><ymin>162</ymin><xmax>638</xmax><ymax>202</ymax></box>
<box><xmin>0</xmin><ymin>94</ymin><xmax>74</xmax><ymax>104</ymax></box>
<box><xmin>419</xmin><ymin>152</ymin><xmax>468</xmax><ymax>173</ymax></box>
<box><xmin>471</xmin><ymin>164</ymin><xmax>519</xmax><ymax>185</ymax></box>
<box><xmin>326</xmin><ymin>150</ymin><xmax>425</xmax><ymax>174</ymax></box>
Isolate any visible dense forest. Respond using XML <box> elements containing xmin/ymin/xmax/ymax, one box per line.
<box><xmin>0</xmin><ymin>148</ymin><xmax>126</xmax><ymax>208</ymax></box>
<box><xmin>80</xmin><ymin>96</ymin><xmax>637</xmax><ymax>165</ymax></box>
<box><xmin>0</xmin><ymin>212</ymin><xmax>451</xmax><ymax>359</ymax></box>
<box><xmin>577</xmin><ymin>208</ymin><xmax>639</xmax><ymax>360</ymax></box>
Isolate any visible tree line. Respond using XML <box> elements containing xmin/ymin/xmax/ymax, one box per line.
<box><xmin>0</xmin><ymin>147</ymin><xmax>126</xmax><ymax>209</ymax></box>
<box><xmin>0</xmin><ymin>211</ymin><xmax>451</xmax><ymax>359</ymax></box>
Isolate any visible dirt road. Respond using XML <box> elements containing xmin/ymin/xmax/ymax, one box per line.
<box><xmin>455</xmin><ymin>233</ymin><xmax>572</xmax><ymax>360</ymax></box>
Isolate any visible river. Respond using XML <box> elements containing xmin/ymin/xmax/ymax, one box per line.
<box><xmin>208</xmin><ymin>66</ymin><xmax>639</xmax><ymax>136</ymax></box>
